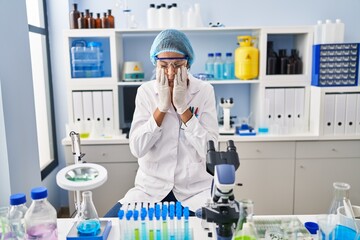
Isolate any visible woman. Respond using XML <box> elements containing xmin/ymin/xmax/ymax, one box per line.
<box><xmin>105</xmin><ymin>29</ymin><xmax>218</xmax><ymax>217</ymax></box>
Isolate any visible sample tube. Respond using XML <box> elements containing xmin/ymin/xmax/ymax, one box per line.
<box><xmin>169</xmin><ymin>203</ymin><xmax>175</xmax><ymax>240</ymax></box>
<box><xmin>155</xmin><ymin>203</ymin><xmax>162</xmax><ymax>240</ymax></box>
<box><xmin>148</xmin><ymin>207</ymin><xmax>155</xmax><ymax>240</ymax></box>
<box><xmin>184</xmin><ymin>207</ymin><xmax>190</xmax><ymax>240</ymax></box>
<box><xmin>140</xmin><ymin>207</ymin><xmax>147</xmax><ymax>240</ymax></box>
<box><xmin>125</xmin><ymin>210</ymin><xmax>133</xmax><ymax>240</ymax></box>
<box><xmin>162</xmin><ymin>204</ymin><xmax>168</xmax><ymax>240</ymax></box>
<box><xmin>133</xmin><ymin>209</ymin><xmax>140</xmax><ymax>240</ymax></box>
<box><xmin>118</xmin><ymin>209</ymin><xmax>125</xmax><ymax>239</ymax></box>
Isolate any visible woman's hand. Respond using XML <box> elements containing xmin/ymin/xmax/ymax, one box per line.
<box><xmin>156</xmin><ymin>67</ymin><xmax>171</xmax><ymax>113</ymax></box>
<box><xmin>173</xmin><ymin>66</ymin><xmax>188</xmax><ymax>114</ymax></box>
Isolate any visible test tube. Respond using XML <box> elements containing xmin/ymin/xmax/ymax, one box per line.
<box><xmin>184</xmin><ymin>207</ymin><xmax>190</xmax><ymax>240</ymax></box>
<box><xmin>155</xmin><ymin>203</ymin><xmax>162</xmax><ymax>240</ymax></box>
<box><xmin>140</xmin><ymin>207</ymin><xmax>147</xmax><ymax>240</ymax></box>
<box><xmin>148</xmin><ymin>207</ymin><xmax>155</xmax><ymax>240</ymax></box>
<box><xmin>118</xmin><ymin>209</ymin><xmax>125</xmax><ymax>239</ymax></box>
<box><xmin>125</xmin><ymin>210</ymin><xmax>133</xmax><ymax>240</ymax></box>
<box><xmin>162</xmin><ymin>204</ymin><xmax>168</xmax><ymax>240</ymax></box>
<box><xmin>133</xmin><ymin>209</ymin><xmax>140</xmax><ymax>240</ymax></box>
<box><xmin>169</xmin><ymin>203</ymin><xmax>175</xmax><ymax>240</ymax></box>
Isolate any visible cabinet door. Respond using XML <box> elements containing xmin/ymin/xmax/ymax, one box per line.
<box><xmin>234</xmin><ymin>158</ymin><xmax>295</xmax><ymax>215</ymax></box>
<box><xmin>69</xmin><ymin>162</ymin><xmax>138</xmax><ymax>217</ymax></box>
<box><xmin>294</xmin><ymin>157</ymin><xmax>360</xmax><ymax>214</ymax></box>
<box><xmin>219</xmin><ymin>141</ymin><xmax>296</xmax><ymax>215</ymax></box>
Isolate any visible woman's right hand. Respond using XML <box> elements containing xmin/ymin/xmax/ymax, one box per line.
<box><xmin>156</xmin><ymin>67</ymin><xmax>171</xmax><ymax>113</ymax></box>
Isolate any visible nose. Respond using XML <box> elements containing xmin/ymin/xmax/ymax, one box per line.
<box><xmin>166</xmin><ymin>64</ymin><xmax>177</xmax><ymax>77</ymax></box>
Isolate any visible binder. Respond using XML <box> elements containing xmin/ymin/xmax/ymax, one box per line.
<box><xmin>334</xmin><ymin>93</ymin><xmax>346</xmax><ymax>135</ymax></box>
<box><xmin>323</xmin><ymin>94</ymin><xmax>335</xmax><ymax>135</ymax></box>
<box><xmin>265</xmin><ymin>88</ymin><xmax>275</xmax><ymax>129</ymax></box>
<box><xmin>82</xmin><ymin>91</ymin><xmax>94</xmax><ymax>137</ymax></box>
<box><xmin>72</xmin><ymin>91</ymin><xmax>83</xmax><ymax>125</ymax></box>
<box><xmin>102</xmin><ymin>91</ymin><xmax>114</xmax><ymax>131</ymax></box>
<box><xmin>274</xmin><ymin>88</ymin><xmax>285</xmax><ymax>129</ymax></box>
<box><xmin>356</xmin><ymin>94</ymin><xmax>360</xmax><ymax>135</ymax></box>
<box><xmin>345</xmin><ymin>93</ymin><xmax>357</xmax><ymax>135</ymax></box>
<box><xmin>284</xmin><ymin>88</ymin><xmax>295</xmax><ymax>132</ymax></box>
<box><xmin>92</xmin><ymin>91</ymin><xmax>104</xmax><ymax>137</ymax></box>
<box><xmin>294</xmin><ymin>88</ymin><xmax>305</xmax><ymax>131</ymax></box>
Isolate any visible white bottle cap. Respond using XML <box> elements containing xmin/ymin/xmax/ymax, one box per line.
<box><xmin>325</xmin><ymin>19</ymin><xmax>332</xmax><ymax>24</ymax></box>
<box><xmin>317</xmin><ymin>20</ymin><xmax>322</xmax><ymax>25</ymax></box>
<box><xmin>335</xmin><ymin>19</ymin><xmax>342</xmax><ymax>23</ymax></box>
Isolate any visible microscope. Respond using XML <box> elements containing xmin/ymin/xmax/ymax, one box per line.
<box><xmin>219</xmin><ymin>98</ymin><xmax>236</xmax><ymax>135</ymax></box>
<box><xmin>197</xmin><ymin>140</ymin><xmax>241</xmax><ymax>240</ymax></box>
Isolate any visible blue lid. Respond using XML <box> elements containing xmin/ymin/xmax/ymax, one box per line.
<box><xmin>226</xmin><ymin>52</ymin><xmax>232</xmax><ymax>57</ymax></box>
<box><xmin>31</xmin><ymin>187</ymin><xmax>48</xmax><ymax>200</ymax></box>
<box><xmin>133</xmin><ymin>210</ymin><xmax>139</xmax><ymax>221</ymax></box>
<box><xmin>126</xmin><ymin>210</ymin><xmax>133</xmax><ymax>220</ymax></box>
<box><xmin>140</xmin><ymin>208</ymin><xmax>147</xmax><ymax>221</ymax></box>
<box><xmin>183</xmin><ymin>207</ymin><xmax>189</xmax><ymax>220</ymax></box>
<box><xmin>87</xmin><ymin>41</ymin><xmax>102</xmax><ymax>48</ymax></box>
<box><xmin>118</xmin><ymin>209</ymin><xmax>124</xmax><ymax>220</ymax></box>
<box><xmin>304</xmin><ymin>222</ymin><xmax>319</xmax><ymax>234</ymax></box>
<box><xmin>208</xmin><ymin>53</ymin><xmax>214</xmax><ymax>57</ymax></box>
<box><xmin>10</xmin><ymin>193</ymin><xmax>26</xmax><ymax>205</ymax></box>
<box><xmin>215</xmin><ymin>52</ymin><xmax>222</xmax><ymax>56</ymax></box>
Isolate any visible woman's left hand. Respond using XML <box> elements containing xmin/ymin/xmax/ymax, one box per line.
<box><xmin>173</xmin><ymin>66</ymin><xmax>188</xmax><ymax>114</ymax></box>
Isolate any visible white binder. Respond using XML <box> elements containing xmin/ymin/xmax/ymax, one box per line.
<box><xmin>82</xmin><ymin>91</ymin><xmax>94</xmax><ymax>122</ymax></box>
<box><xmin>274</xmin><ymin>88</ymin><xmax>285</xmax><ymax>129</ymax></box>
<box><xmin>294</xmin><ymin>88</ymin><xmax>305</xmax><ymax>131</ymax></box>
<box><xmin>265</xmin><ymin>88</ymin><xmax>275</xmax><ymax>130</ymax></box>
<box><xmin>334</xmin><ymin>93</ymin><xmax>346</xmax><ymax>135</ymax></box>
<box><xmin>102</xmin><ymin>90</ymin><xmax>114</xmax><ymax>131</ymax></box>
<box><xmin>72</xmin><ymin>91</ymin><xmax>83</xmax><ymax>125</ymax></box>
<box><xmin>345</xmin><ymin>93</ymin><xmax>357</xmax><ymax>135</ymax></box>
<box><xmin>92</xmin><ymin>91</ymin><xmax>104</xmax><ymax>137</ymax></box>
<box><xmin>323</xmin><ymin>94</ymin><xmax>335</xmax><ymax>135</ymax></box>
<box><xmin>284</xmin><ymin>88</ymin><xmax>295</xmax><ymax>132</ymax></box>
<box><xmin>356</xmin><ymin>94</ymin><xmax>360</xmax><ymax>135</ymax></box>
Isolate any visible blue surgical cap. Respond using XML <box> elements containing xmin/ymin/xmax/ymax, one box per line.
<box><xmin>150</xmin><ymin>29</ymin><xmax>194</xmax><ymax>66</ymax></box>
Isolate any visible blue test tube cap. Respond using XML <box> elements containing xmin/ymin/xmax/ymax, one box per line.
<box><xmin>126</xmin><ymin>210</ymin><xmax>133</xmax><ymax>221</ymax></box>
<box><xmin>148</xmin><ymin>207</ymin><xmax>154</xmax><ymax>221</ymax></box>
<box><xmin>118</xmin><ymin>209</ymin><xmax>125</xmax><ymax>220</ymax></box>
<box><xmin>162</xmin><ymin>205</ymin><xmax>168</xmax><ymax>220</ymax></box>
<box><xmin>183</xmin><ymin>207</ymin><xmax>189</xmax><ymax>220</ymax></box>
<box><xmin>141</xmin><ymin>207</ymin><xmax>147</xmax><ymax>221</ymax></box>
<box><xmin>133</xmin><ymin>209</ymin><xmax>139</xmax><ymax>221</ymax></box>
<box><xmin>176</xmin><ymin>208</ymin><xmax>182</xmax><ymax>220</ymax></box>
<box><xmin>155</xmin><ymin>204</ymin><xmax>161</xmax><ymax>220</ymax></box>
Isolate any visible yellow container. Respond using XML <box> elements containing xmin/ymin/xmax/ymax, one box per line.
<box><xmin>235</xmin><ymin>36</ymin><xmax>259</xmax><ymax>80</ymax></box>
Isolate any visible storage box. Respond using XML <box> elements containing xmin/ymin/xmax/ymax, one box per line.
<box><xmin>311</xmin><ymin>43</ymin><xmax>359</xmax><ymax>87</ymax></box>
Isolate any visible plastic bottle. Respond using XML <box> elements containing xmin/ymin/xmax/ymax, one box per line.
<box><xmin>214</xmin><ymin>52</ymin><xmax>224</xmax><ymax>80</ymax></box>
<box><xmin>205</xmin><ymin>53</ymin><xmax>215</xmax><ymax>78</ymax></box>
<box><xmin>266</xmin><ymin>41</ymin><xmax>279</xmax><ymax>75</ymax></box>
<box><xmin>9</xmin><ymin>193</ymin><xmax>28</xmax><ymax>239</ymax></box>
<box><xmin>169</xmin><ymin>3</ymin><xmax>182</xmax><ymax>28</ymax></box>
<box><xmin>158</xmin><ymin>3</ymin><xmax>168</xmax><ymax>29</ymax></box>
<box><xmin>234</xmin><ymin>36</ymin><xmax>259</xmax><ymax>80</ymax></box>
<box><xmin>194</xmin><ymin>3</ymin><xmax>204</xmax><ymax>27</ymax></box>
<box><xmin>76</xmin><ymin>191</ymin><xmax>101</xmax><ymax>236</ymax></box>
<box><xmin>24</xmin><ymin>187</ymin><xmax>58</xmax><ymax>240</ymax></box>
<box><xmin>95</xmin><ymin>13</ymin><xmax>102</xmax><ymax>28</ymax></box>
<box><xmin>334</xmin><ymin>19</ymin><xmax>345</xmax><ymax>43</ymax></box>
<box><xmin>69</xmin><ymin>3</ymin><xmax>80</xmax><ymax>29</ymax></box>
<box><xmin>224</xmin><ymin>52</ymin><xmax>235</xmax><ymax>79</ymax></box>
<box><xmin>322</xmin><ymin>19</ymin><xmax>336</xmax><ymax>44</ymax></box>
<box><xmin>186</xmin><ymin>6</ymin><xmax>196</xmax><ymax>28</ymax></box>
<box><xmin>107</xmin><ymin>9</ymin><xmax>115</xmax><ymax>28</ymax></box>
<box><xmin>147</xmin><ymin>4</ymin><xmax>157</xmax><ymax>29</ymax></box>
<box><xmin>314</xmin><ymin>20</ymin><xmax>323</xmax><ymax>44</ymax></box>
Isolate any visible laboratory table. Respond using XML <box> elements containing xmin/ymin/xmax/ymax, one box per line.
<box><xmin>57</xmin><ymin>215</ymin><xmax>319</xmax><ymax>239</ymax></box>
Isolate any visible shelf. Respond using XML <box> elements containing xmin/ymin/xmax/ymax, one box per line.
<box><xmin>117</xmin><ymin>79</ymin><xmax>261</xmax><ymax>86</ymax></box>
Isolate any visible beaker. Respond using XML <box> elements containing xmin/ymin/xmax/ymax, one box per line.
<box><xmin>233</xmin><ymin>199</ymin><xmax>258</xmax><ymax>240</ymax></box>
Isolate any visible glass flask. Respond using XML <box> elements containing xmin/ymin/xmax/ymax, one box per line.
<box><xmin>329</xmin><ymin>182</ymin><xmax>351</xmax><ymax>215</ymax></box>
<box><xmin>233</xmin><ymin>199</ymin><xmax>259</xmax><ymax>240</ymax></box>
<box><xmin>76</xmin><ymin>191</ymin><xmax>101</xmax><ymax>236</ymax></box>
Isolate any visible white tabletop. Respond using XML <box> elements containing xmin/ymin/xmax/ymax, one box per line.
<box><xmin>57</xmin><ymin>215</ymin><xmax>318</xmax><ymax>240</ymax></box>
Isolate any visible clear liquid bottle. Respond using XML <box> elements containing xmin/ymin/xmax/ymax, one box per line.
<box><xmin>76</xmin><ymin>191</ymin><xmax>101</xmax><ymax>236</ymax></box>
<box><xmin>205</xmin><ymin>53</ymin><xmax>215</xmax><ymax>79</ymax></box>
<box><xmin>214</xmin><ymin>52</ymin><xmax>224</xmax><ymax>80</ymax></box>
<box><xmin>224</xmin><ymin>52</ymin><xmax>235</xmax><ymax>79</ymax></box>
<box><xmin>24</xmin><ymin>187</ymin><xmax>58</xmax><ymax>240</ymax></box>
<box><xmin>233</xmin><ymin>199</ymin><xmax>258</xmax><ymax>240</ymax></box>
<box><xmin>9</xmin><ymin>193</ymin><xmax>28</xmax><ymax>239</ymax></box>
<box><xmin>69</xmin><ymin>3</ymin><xmax>80</xmax><ymax>29</ymax></box>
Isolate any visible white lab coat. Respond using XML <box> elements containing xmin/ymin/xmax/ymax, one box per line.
<box><xmin>120</xmin><ymin>73</ymin><xmax>219</xmax><ymax>211</ymax></box>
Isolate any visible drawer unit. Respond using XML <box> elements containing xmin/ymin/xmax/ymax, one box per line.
<box><xmin>296</xmin><ymin>140</ymin><xmax>360</xmax><ymax>159</ymax></box>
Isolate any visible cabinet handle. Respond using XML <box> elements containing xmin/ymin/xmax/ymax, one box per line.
<box><xmin>256</xmin><ymin>149</ymin><xmax>261</xmax><ymax>153</ymax></box>
<box><xmin>102</xmin><ymin>153</ymin><xmax>107</xmax><ymax>157</ymax></box>
<box><xmin>331</xmin><ymin>148</ymin><xmax>337</xmax><ymax>152</ymax></box>
<box><xmin>299</xmin><ymin>165</ymin><xmax>305</xmax><ymax>169</ymax></box>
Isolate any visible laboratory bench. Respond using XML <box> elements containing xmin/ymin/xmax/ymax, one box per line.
<box><xmin>57</xmin><ymin>215</ymin><xmax>320</xmax><ymax>239</ymax></box>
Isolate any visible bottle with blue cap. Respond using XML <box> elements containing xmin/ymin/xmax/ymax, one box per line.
<box><xmin>24</xmin><ymin>186</ymin><xmax>58</xmax><ymax>240</ymax></box>
<box><xmin>9</xmin><ymin>193</ymin><xmax>28</xmax><ymax>239</ymax></box>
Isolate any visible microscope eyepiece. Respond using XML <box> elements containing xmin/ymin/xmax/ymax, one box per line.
<box><xmin>207</xmin><ymin>140</ymin><xmax>216</xmax><ymax>152</ymax></box>
<box><xmin>226</xmin><ymin>140</ymin><xmax>236</xmax><ymax>152</ymax></box>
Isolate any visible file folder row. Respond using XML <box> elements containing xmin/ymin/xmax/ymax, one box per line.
<box><xmin>264</xmin><ymin>87</ymin><xmax>306</xmax><ymax>134</ymax></box>
<box><xmin>72</xmin><ymin>90</ymin><xmax>114</xmax><ymax>137</ymax></box>
<box><xmin>323</xmin><ymin>92</ymin><xmax>360</xmax><ymax>136</ymax></box>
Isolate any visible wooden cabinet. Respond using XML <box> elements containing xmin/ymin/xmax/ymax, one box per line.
<box><xmin>294</xmin><ymin>140</ymin><xmax>360</xmax><ymax>214</ymax></box>
<box><xmin>220</xmin><ymin>141</ymin><xmax>296</xmax><ymax>215</ymax></box>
